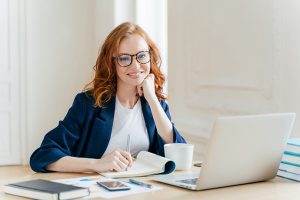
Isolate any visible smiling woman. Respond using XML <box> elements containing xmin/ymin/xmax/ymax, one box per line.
<box><xmin>29</xmin><ymin>22</ymin><xmax>186</xmax><ymax>174</ymax></box>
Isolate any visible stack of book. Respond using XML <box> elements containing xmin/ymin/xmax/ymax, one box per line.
<box><xmin>277</xmin><ymin>138</ymin><xmax>300</xmax><ymax>181</ymax></box>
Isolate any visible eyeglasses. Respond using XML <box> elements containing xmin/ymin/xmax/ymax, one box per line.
<box><xmin>115</xmin><ymin>51</ymin><xmax>151</xmax><ymax>67</ymax></box>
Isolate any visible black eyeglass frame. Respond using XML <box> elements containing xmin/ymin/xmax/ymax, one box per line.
<box><xmin>114</xmin><ymin>51</ymin><xmax>151</xmax><ymax>67</ymax></box>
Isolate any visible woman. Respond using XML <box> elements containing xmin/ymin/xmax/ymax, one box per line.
<box><xmin>30</xmin><ymin>22</ymin><xmax>186</xmax><ymax>173</ymax></box>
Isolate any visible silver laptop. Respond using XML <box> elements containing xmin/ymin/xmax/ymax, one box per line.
<box><xmin>154</xmin><ymin>113</ymin><xmax>296</xmax><ymax>190</ymax></box>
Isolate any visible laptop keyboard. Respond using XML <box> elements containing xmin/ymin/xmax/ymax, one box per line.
<box><xmin>177</xmin><ymin>178</ymin><xmax>198</xmax><ymax>185</ymax></box>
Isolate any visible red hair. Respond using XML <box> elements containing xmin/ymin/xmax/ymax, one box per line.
<box><xmin>84</xmin><ymin>22</ymin><xmax>166</xmax><ymax>108</ymax></box>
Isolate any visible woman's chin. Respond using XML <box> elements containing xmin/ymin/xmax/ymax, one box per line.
<box><xmin>132</xmin><ymin>80</ymin><xmax>144</xmax><ymax>86</ymax></box>
<box><xmin>128</xmin><ymin>77</ymin><xmax>145</xmax><ymax>86</ymax></box>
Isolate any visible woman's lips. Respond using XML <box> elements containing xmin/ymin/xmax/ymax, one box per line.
<box><xmin>127</xmin><ymin>71</ymin><xmax>144</xmax><ymax>78</ymax></box>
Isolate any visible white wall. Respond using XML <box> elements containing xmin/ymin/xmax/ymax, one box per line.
<box><xmin>168</xmin><ymin>0</ymin><xmax>300</xmax><ymax>160</ymax></box>
<box><xmin>0</xmin><ymin>0</ymin><xmax>22</xmax><ymax>165</ymax></box>
<box><xmin>25</xmin><ymin>0</ymin><xmax>98</xmax><ymax>162</ymax></box>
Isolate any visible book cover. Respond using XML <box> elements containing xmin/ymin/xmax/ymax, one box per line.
<box><xmin>277</xmin><ymin>170</ymin><xmax>300</xmax><ymax>182</ymax></box>
<box><xmin>281</xmin><ymin>161</ymin><xmax>300</xmax><ymax>167</ymax></box>
<box><xmin>282</xmin><ymin>153</ymin><xmax>300</xmax><ymax>165</ymax></box>
<box><xmin>285</xmin><ymin>138</ymin><xmax>300</xmax><ymax>155</ymax></box>
<box><xmin>279</xmin><ymin>162</ymin><xmax>300</xmax><ymax>175</ymax></box>
<box><xmin>100</xmin><ymin>151</ymin><xmax>175</xmax><ymax>178</ymax></box>
<box><xmin>4</xmin><ymin>179</ymin><xmax>90</xmax><ymax>200</ymax></box>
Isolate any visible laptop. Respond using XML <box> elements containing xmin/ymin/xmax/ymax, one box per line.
<box><xmin>154</xmin><ymin>113</ymin><xmax>296</xmax><ymax>190</ymax></box>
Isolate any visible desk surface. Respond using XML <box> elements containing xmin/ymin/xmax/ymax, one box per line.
<box><xmin>0</xmin><ymin>165</ymin><xmax>299</xmax><ymax>200</ymax></box>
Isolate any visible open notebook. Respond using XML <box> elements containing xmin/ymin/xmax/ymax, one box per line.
<box><xmin>100</xmin><ymin>151</ymin><xmax>175</xmax><ymax>178</ymax></box>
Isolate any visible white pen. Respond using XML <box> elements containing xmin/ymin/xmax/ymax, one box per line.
<box><xmin>126</xmin><ymin>134</ymin><xmax>131</xmax><ymax>171</ymax></box>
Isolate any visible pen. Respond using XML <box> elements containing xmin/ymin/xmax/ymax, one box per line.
<box><xmin>126</xmin><ymin>134</ymin><xmax>131</xmax><ymax>171</ymax></box>
<box><xmin>129</xmin><ymin>179</ymin><xmax>153</xmax><ymax>189</ymax></box>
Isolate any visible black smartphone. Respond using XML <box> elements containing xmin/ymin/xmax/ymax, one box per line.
<box><xmin>97</xmin><ymin>181</ymin><xmax>131</xmax><ymax>191</ymax></box>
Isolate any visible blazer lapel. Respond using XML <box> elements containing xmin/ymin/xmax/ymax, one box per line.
<box><xmin>93</xmin><ymin>96</ymin><xmax>116</xmax><ymax>157</ymax></box>
<box><xmin>98</xmin><ymin>96</ymin><xmax>116</xmax><ymax>122</ymax></box>
<box><xmin>140</xmin><ymin>97</ymin><xmax>155</xmax><ymax>148</ymax></box>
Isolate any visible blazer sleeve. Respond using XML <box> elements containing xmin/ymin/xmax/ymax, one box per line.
<box><xmin>29</xmin><ymin>94</ymin><xmax>87</xmax><ymax>173</ymax></box>
<box><xmin>154</xmin><ymin>101</ymin><xmax>187</xmax><ymax>156</ymax></box>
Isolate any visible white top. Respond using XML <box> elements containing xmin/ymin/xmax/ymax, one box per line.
<box><xmin>102</xmin><ymin>97</ymin><xmax>150</xmax><ymax>158</ymax></box>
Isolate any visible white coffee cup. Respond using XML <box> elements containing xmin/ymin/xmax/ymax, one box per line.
<box><xmin>164</xmin><ymin>143</ymin><xmax>194</xmax><ymax>170</ymax></box>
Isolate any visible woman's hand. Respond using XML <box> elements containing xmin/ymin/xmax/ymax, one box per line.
<box><xmin>137</xmin><ymin>73</ymin><xmax>157</xmax><ymax>102</ymax></box>
<box><xmin>91</xmin><ymin>149</ymin><xmax>133</xmax><ymax>173</ymax></box>
<box><xmin>137</xmin><ymin>74</ymin><xmax>174</xmax><ymax>144</ymax></box>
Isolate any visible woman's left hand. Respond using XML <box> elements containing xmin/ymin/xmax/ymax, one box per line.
<box><xmin>137</xmin><ymin>73</ymin><xmax>156</xmax><ymax>102</ymax></box>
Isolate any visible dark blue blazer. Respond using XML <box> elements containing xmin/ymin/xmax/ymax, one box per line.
<box><xmin>30</xmin><ymin>92</ymin><xmax>186</xmax><ymax>172</ymax></box>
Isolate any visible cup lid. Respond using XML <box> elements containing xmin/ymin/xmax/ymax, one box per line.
<box><xmin>164</xmin><ymin>143</ymin><xmax>194</xmax><ymax>148</ymax></box>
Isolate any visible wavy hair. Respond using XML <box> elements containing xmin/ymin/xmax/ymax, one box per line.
<box><xmin>84</xmin><ymin>22</ymin><xmax>166</xmax><ymax>108</ymax></box>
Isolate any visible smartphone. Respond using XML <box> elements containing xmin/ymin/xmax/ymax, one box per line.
<box><xmin>97</xmin><ymin>181</ymin><xmax>131</xmax><ymax>191</ymax></box>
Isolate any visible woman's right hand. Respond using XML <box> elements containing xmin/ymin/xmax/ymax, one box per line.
<box><xmin>90</xmin><ymin>149</ymin><xmax>133</xmax><ymax>173</ymax></box>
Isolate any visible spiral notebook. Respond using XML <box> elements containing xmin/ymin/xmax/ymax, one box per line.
<box><xmin>100</xmin><ymin>151</ymin><xmax>175</xmax><ymax>178</ymax></box>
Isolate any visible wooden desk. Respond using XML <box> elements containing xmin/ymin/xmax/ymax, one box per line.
<box><xmin>0</xmin><ymin>165</ymin><xmax>299</xmax><ymax>200</ymax></box>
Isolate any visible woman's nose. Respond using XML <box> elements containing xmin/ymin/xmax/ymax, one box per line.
<box><xmin>130</xmin><ymin>56</ymin><xmax>140</xmax><ymax>68</ymax></box>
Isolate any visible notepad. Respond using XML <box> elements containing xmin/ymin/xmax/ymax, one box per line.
<box><xmin>4</xmin><ymin>179</ymin><xmax>90</xmax><ymax>200</ymax></box>
<box><xmin>101</xmin><ymin>151</ymin><xmax>175</xmax><ymax>178</ymax></box>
